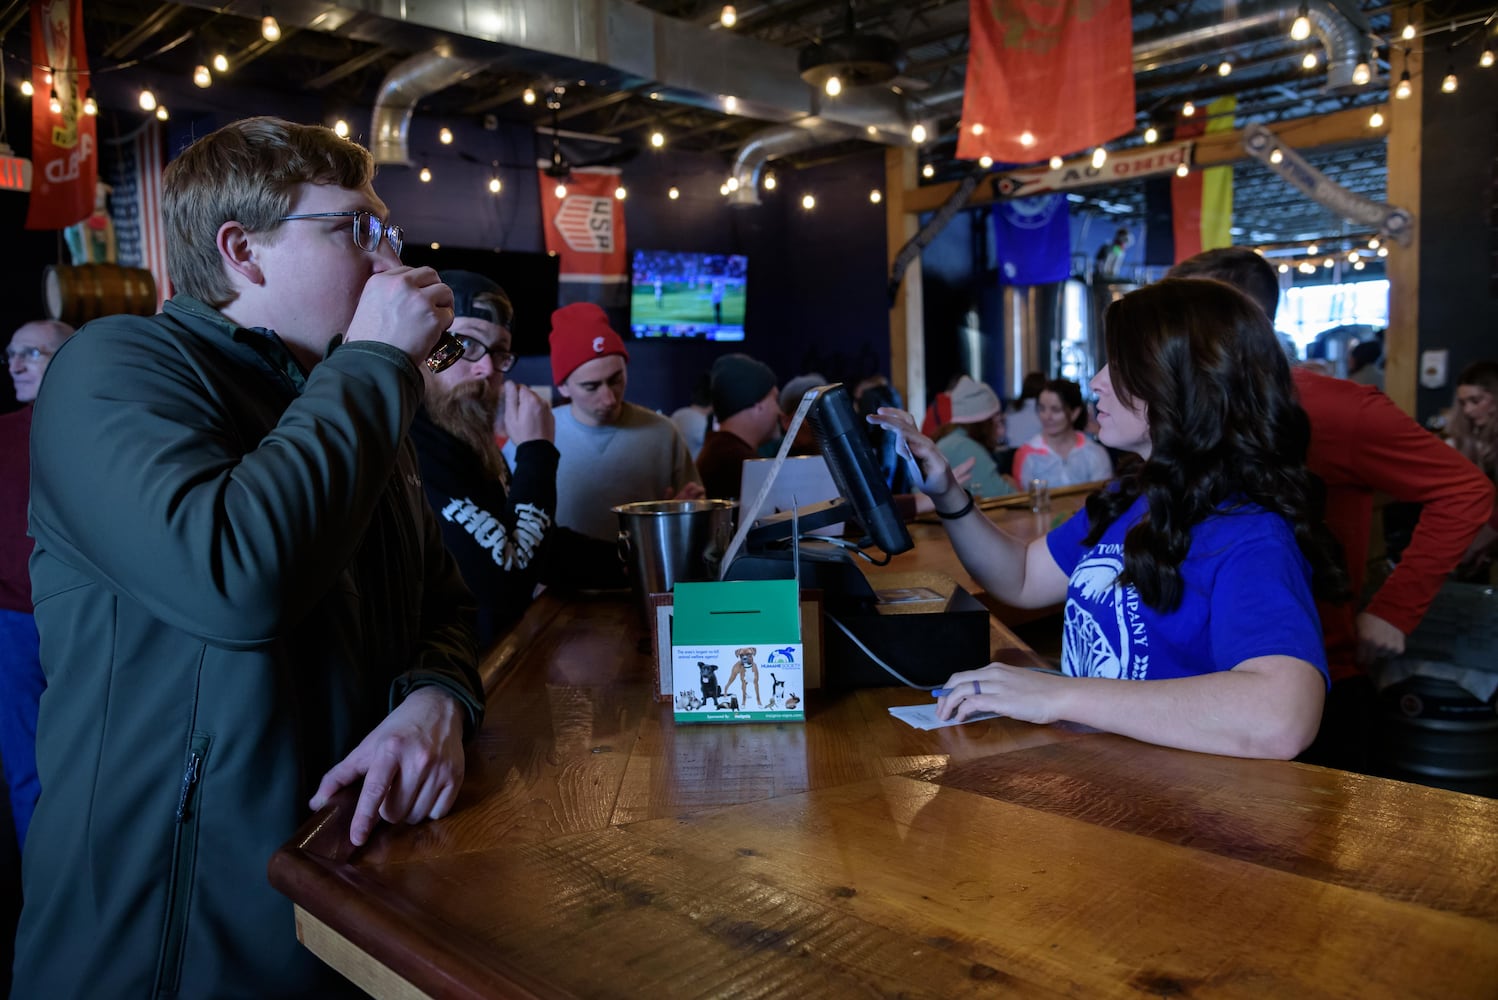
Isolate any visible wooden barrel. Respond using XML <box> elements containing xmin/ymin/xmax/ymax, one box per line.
<box><xmin>43</xmin><ymin>264</ymin><xmax>158</xmax><ymax>325</ymax></box>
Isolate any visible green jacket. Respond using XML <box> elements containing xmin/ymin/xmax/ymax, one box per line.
<box><xmin>16</xmin><ymin>296</ymin><xmax>485</xmax><ymax>998</ymax></box>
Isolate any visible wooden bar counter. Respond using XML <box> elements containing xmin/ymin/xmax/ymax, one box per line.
<box><xmin>271</xmin><ymin>544</ymin><xmax>1498</xmax><ymax>998</ymax></box>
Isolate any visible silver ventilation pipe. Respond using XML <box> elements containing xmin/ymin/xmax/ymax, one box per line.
<box><xmin>370</xmin><ymin>47</ymin><xmax>492</xmax><ymax>166</ymax></box>
<box><xmin>726</xmin><ymin>120</ymin><xmax>870</xmax><ymax>206</ymax></box>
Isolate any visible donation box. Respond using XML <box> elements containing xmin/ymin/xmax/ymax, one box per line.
<box><xmin>671</xmin><ymin>579</ymin><xmax>804</xmax><ymax>724</ymax></box>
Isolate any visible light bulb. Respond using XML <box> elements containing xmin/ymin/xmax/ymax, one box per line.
<box><xmin>1377</xmin><ymin>246</ymin><xmax>1388</xmax><ymax>257</ymax></box>
<box><xmin>725</xmin><ymin>176</ymin><xmax>739</xmax><ymax>191</ymax></box>
<box><xmin>83</xmin><ymin>92</ymin><xmax>97</xmax><ymax>115</ymax></box>
<box><xmin>193</xmin><ymin>64</ymin><xmax>212</xmax><ymax>88</ymax></box>
<box><xmin>213</xmin><ymin>53</ymin><xmax>229</xmax><ymax>73</ymax></box>
<box><xmin>48</xmin><ymin>88</ymin><xmax>61</xmax><ymax>114</ymax></box>
<box><xmin>921</xmin><ymin>163</ymin><xmax>935</xmax><ymax>178</ymax></box>
<box><xmin>1368</xmin><ymin>110</ymin><xmax>1384</xmax><ymax>128</ymax></box>
<box><xmin>1323</xmin><ymin>258</ymin><xmax>1334</xmax><ymax>268</ymax></box>
<box><xmin>1049</xmin><ymin>155</ymin><xmax>1063</xmax><ymax>169</ymax></box>
<box><xmin>1278</xmin><ymin>264</ymin><xmax>1289</xmax><ymax>273</ymax></box>
<box><xmin>419</xmin><ymin>166</ymin><xmax>432</xmax><ymax>183</ymax></box>
<box><xmin>1143</xmin><ymin>126</ymin><xmax>1158</xmax><ymax>144</ymax></box>
<box><xmin>1182</xmin><ymin>101</ymin><xmax>1195</xmax><ymax>116</ymax></box>
<box><xmin>522</xmin><ymin>88</ymin><xmax>536</xmax><ymax>105</ymax></box>
<box><xmin>1019</xmin><ymin>130</ymin><xmax>1035</xmax><ymax>146</ymax></box>
<box><xmin>438</xmin><ymin>127</ymin><xmax>453</xmax><ymax>145</ymax></box>
<box><xmin>723</xmin><ymin>95</ymin><xmax>737</xmax><ymax>113</ymax></box>
<box><xmin>1482</xmin><ymin>47</ymin><xmax>1495</xmax><ymax>69</ymax></box>
<box><xmin>869</xmin><ymin>189</ymin><xmax>882</xmax><ymax>204</ymax></box>
<box><xmin>801</xmin><ymin>193</ymin><xmax>815</xmax><ymax>210</ymax></box>
<box><xmin>1218</xmin><ymin>60</ymin><xmax>1232</xmax><ymax>76</ymax></box>
<box><xmin>1368</xmin><ymin>237</ymin><xmax>1380</xmax><ymax>249</ymax></box>
<box><xmin>20</xmin><ymin>79</ymin><xmax>33</xmax><ymax>97</ymax></box>
<box><xmin>978</xmin><ymin>155</ymin><xmax>993</xmax><ymax>168</ymax></box>
<box><xmin>1175</xmin><ymin>163</ymin><xmax>1189</xmax><ymax>177</ymax></box>
<box><xmin>1354</xmin><ymin>261</ymin><xmax>1365</xmax><ymax>270</ymax></box>
<box><xmin>649</xmin><ymin>130</ymin><xmax>665</xmax><ymax>148</ymax></box>
<box><xmin>139</xmin><ymin>89</ymin><xmax>157</xmax><ymax>111</ymax></box>
<box><xmin>42</xmin><ymin>71</ymin><xmax>50</xmax><ymax>85</ymax></box>
<box><xmin>720</xmin><ymin>4</ymin><xmax>736</xmax><ymax>27</ymax></box>
<box><xmin>970</xmin><ymin>122</ymin><xmax>984</xmax><ymax>136</ymax></box>
<box><xmin>910</xmin><ymin>122</ymin><xmax>927</xmax><ymax>144</ymax></box>
<box><xmin>719</xmin><ymin>182</ymin><xmax>730</xmax><ymax>196</ymax></box>
<box><xmin>764</xmin><ymin>173</ymin><xmax>777</xmax><ymax>190</ymax></box>
<box><xmin>1347</xmin><ymin>251</ymin><xmax>1360</xmax><ymax>263</ymax></box>
<box><xmin>333</xmin><ymin>119</ymin><xmax>349</xmax><ymax>138</ymax></box>
<box><xmin>1303</xmin><ymin>51</ymin><xmax>1319</xmax><ymax>70</ymax></box>
<box><xmin>1401</xmin><ymin>23</ymin><xmax>1416</xmax><ymax>41</ymax></box>
<box><xmin>1090</xmin><ymin>146</ymin><xmax>1107</xmax><ymax>169</ymax></box>
<box><xmin>1290</xmin><ymin>10</ymin><xmax>1311</xmax><ymax>41</ymax></box>
<box><xmin>430</xmin><ymin>242</ymin><xmax>440</xmax><ymax>250</ymax></box>
<box><xmin>1442</xmin><ymin>70</ymin><xmax>1458</xmax><ymax>93</ymax></box>
<box><xmin>554</xmin><ymin>183</ymin><xmax>567</xmax><ymax>199</ymax></box>
<box><xmin>1308</xmin><ymin>243</ymin><xmax>1319</xmax><ymax>255</ymax></box>
<box><xmin>155</xmin><ymin>105</ymin><xmax>169</xmax><ymax>121</ymax></box>
<box><xmin>489</xmin><ymin>177</ymin><xmax>502</xmax><ymax>194</ymax></box>
<box><xmin>261</xmin><ymin>13</ymin><xmax>281</xmax><ymax>42</ymax></box>
<box><xmin>1352</xmin><ymin>61</ymin><xmax>1371</xmax><ymax>85</ymax></box>
<box><xmin>1395</xmin><ymin>72</ymin><xmax>1412</xmax><ymax>99</ymax></box>
<box><xmin>668</xmin><ymin>186</ymin><xmax>680</xmax><ymax>200</ymax></box>
<box><xmin>1270</xmin><ymin>148</ymin><xmax>1284</xmax><ymax>164</ymax></box>
<box><xmin>614</xmin><ymin>185</ymin><xmax>627</xmax><ymax>200</ymax></box>
<box><xmin>824</xmin><ymin>75</ymin><xmax>842</xmax><ymax>97</ymax></box>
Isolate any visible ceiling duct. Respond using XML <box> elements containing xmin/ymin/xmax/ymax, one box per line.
<box><xmin>371</xmin><ymin>47</ymin><xmax>490</xmax><ymax>165</ymax></box>
<box><xmin>727</xmin><ymin>120</ymin><xmax>870</xmax><ymax>206</ymax></box>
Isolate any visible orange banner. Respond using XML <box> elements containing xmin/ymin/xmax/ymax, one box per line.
<box><xmin>26</xmin><ymin>0</ymin><xmax>97</xmax><ymax>230</ymax></box>
<box><xmin>538</xmin><ymin>167</ymin><xmax>627</xmax><ymax>287</ymax></box>
<box><xmin>956</xmin><ymin>0</ymin><xmax>1134</xmax><ymax>165</ymax></box>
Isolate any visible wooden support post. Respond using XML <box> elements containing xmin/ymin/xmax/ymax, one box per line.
<box><xmin>885</xmin><ymin>145</ymin><xmax>926</xmax><ymax>417</ymax></box>
<box><xmin>1384</xmin><ymin>6</ymin><xmax>1422</xmax><ymax>416</ymax></box>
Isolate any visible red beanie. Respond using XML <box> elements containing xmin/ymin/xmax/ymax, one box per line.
<box><xmin>549</xmin><ymin>303</ymin><xmax>630</xmax><ymax>385</ymax></box>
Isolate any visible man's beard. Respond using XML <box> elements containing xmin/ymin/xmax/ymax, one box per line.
<box><xmin>426</xmin><ymin>379</ymin><xmax>506</xmax><ymax>480</ymax></box>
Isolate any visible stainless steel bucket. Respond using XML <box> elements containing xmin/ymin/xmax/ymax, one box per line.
<box><xmin>613</xmin><ymin>499</ymin><xmax>737</xmax><ymax>623</ymax></box>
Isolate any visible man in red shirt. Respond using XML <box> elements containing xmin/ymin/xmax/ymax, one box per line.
<box><xmin>1169</xmin><ymin>249</ymin><xmax>1494</xmax><ymax>771</ymax></box>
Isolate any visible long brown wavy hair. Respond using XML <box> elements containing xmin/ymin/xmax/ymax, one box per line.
<box><xmin>1082</xmin><ymin>278</ymin><xmax>1347</xmax><ymax>612</ymax></box>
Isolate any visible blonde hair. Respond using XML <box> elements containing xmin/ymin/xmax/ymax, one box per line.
<box><xmin>162</xmin><ymin>116</ymin><xmax>374</xmax><ymax>306</ymax></box>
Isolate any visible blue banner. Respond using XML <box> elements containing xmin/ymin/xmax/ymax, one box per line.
<box><xmin>992</xmin><ymin>194</ymin><xmax>1071</xmax><ymax>286</ymax></box>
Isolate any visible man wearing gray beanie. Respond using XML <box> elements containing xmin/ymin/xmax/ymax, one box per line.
<box><xmin>697</xmin><ymin>353</ymin><xmax>780</xmax><ymax>499</ymax></box>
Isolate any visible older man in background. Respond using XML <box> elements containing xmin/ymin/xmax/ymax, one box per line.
<box><xmin>1</xmin><ymin>319</ymin><xmax>73</xmax><ymax>848</ymax></box>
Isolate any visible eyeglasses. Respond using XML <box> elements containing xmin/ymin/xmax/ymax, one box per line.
<box><xmin>5</xmin><ymin>346</ymin><xmax>51</xmax><ymax>364</ymax></box>
<box><xmin>276</xmin><ymin>210</ymin><xmax>404</xmax><ymax>258</ymax></box>
<box><xmin>454</xmin><ymin>334</ymin><xmax>517</xmax><ymax>372</ymax></box>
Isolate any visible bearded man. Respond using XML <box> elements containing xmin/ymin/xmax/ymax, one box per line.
<box><xmin>411</xmin><ymin>271</ymin><xmax>624</xmax><ymax>647</ymax></box>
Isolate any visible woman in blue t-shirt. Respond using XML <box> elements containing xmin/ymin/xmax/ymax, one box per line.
<box><xmin>871</xmin><ymin>278</ymin><xmax>1346</xmax><ymax>759</ymax></box>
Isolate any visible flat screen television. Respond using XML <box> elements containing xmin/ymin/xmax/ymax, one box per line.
<box><xmin>629</xmin><ymin>249</ymin><xmax>747</xmax><ymax>341</ymax></box>
<box><xmin>398</xmin><ymin>245</ymin><xmax>560</xmax><ymax>357</ymax></box>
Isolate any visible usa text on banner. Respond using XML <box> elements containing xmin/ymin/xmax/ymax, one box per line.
<box><xmin>957</xmin><ymin>0</ymin><xmax>1135</xmax><ymax>164</ymax></box>
<box><xmin>26</xmin><ymin>0</ymin><xmax>97</xmax><ymax>230</ymax></box>
<box><xmin>993</xmin><ymin>194</ymin><xmax>1070</xmax><ymax>286</ymax></box>
<box><xmin>989</xmin><ymin>142</ymin><xmax>1192</xmax><ymax>199</ymax></box>
<box><xmin>1242</xmin><ymin>124</ymin><xmax>1413</xmax><ymax>246</ymax></box>
<box><xmin>539</xmin><ymin>165</ymin><xmax>628</xmax><ymax>309</ymax></box>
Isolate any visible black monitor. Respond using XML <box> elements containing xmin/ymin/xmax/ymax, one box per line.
<box><xmin>734</xmin><ymin>383</ymin><xmax>912</xmax><ymax>598</ymax></box>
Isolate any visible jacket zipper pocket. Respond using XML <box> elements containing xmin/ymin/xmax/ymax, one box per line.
<box><xmin>155</xmin><ymin>733</ymin><xmax>210</xmax><ymax>998</ymax></box>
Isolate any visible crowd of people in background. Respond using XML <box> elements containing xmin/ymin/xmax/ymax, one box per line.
<box><xmin>1</xmin><ymin>113</ymin><xmax>1496</xmax><ymax>995</ymax></box>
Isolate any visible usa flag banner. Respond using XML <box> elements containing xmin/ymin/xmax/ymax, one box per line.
<box><xmin>538</xmin><ymin>165</ymin><xmax>627</xmax><ymax>308</ymax></box>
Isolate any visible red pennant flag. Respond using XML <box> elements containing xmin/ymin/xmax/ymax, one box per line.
<box><xmin>538</xmin><ymin>167</ymin><xmax>628</xmax><ymax>306</ymax></box>
<box><xmin>957</xmin><ymin>0</ymin><xmax>1135</xmax><ymax>164</ymax></box>
<box><xmin>26</xmin><ymin>0</ymin><xmax>98</xmax><ymax>230</ymax></box>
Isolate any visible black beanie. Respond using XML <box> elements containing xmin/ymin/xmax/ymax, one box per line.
<box><xmin>709</xmin><ymin>353</ymin><xmax>777</xmax><ymax>421</ymax></box>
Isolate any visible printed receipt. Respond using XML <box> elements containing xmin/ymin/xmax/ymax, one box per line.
<box><xmin>888</xmin><ymin>704</ymin><xmax>1002</xmax><ymax>731</ymax></box>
